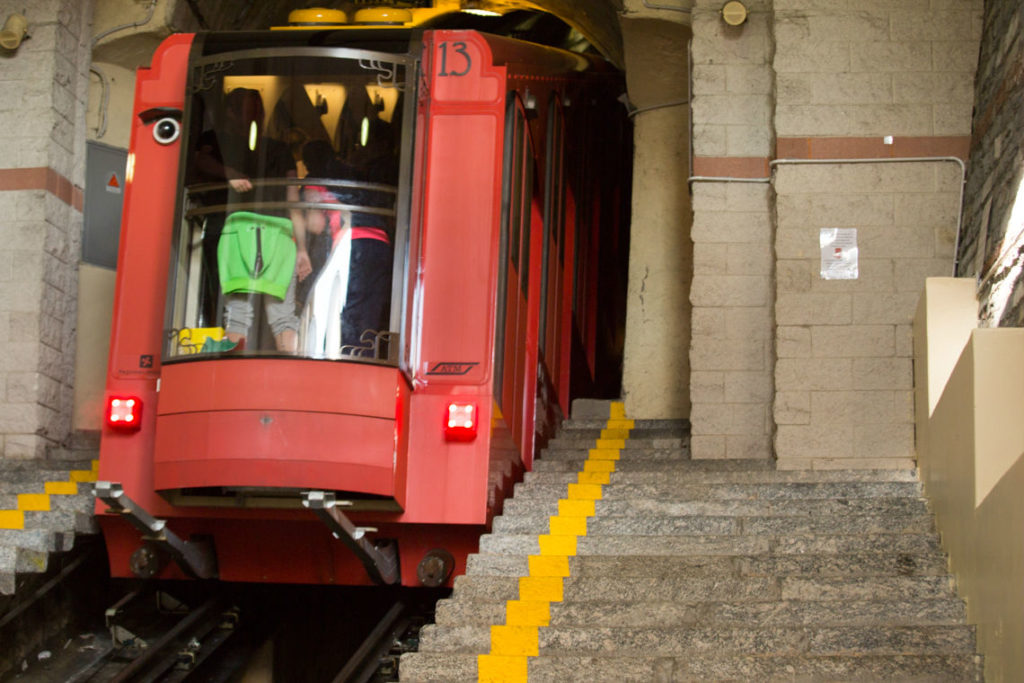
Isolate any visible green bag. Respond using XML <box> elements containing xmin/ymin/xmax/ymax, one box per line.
<box><xmin>217</xmin><ymin>211</ymin><xmax>296</xmax><ymax>299</ymax></box>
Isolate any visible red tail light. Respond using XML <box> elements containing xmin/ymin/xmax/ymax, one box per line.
<box><xmin>444</xmin><ymin>402</ymin><xmax>478</xmax><ymax>442</ymax></box>
<box><xmin>106</xmin><ymin>396</ymin><xmax>143</xmax><ymax>432</ymax></box>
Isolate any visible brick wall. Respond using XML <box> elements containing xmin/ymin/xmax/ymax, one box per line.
<box><xmin>0</xmin><ymin>0</ymin><xmax>93</xmax><ymax>458</ymax></box>
<box><xmin>957</xmin><ymin>1</ymin><xmax>1024</xmax><ymax>328</ymax></box>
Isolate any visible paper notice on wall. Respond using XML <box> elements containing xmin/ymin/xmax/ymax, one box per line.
<box><xmin>820</xmin><ymin>228</ymin><xmax>858</xmax><ymax>280</ymax></box>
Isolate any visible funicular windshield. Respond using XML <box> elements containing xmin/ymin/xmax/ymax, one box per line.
<box><xmin>165</xmin><ymin>48</ymin><xmax>410</xmax><ymax>364</ymax></box>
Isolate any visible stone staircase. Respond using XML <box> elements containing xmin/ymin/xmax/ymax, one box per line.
<box><xmin>0</xmin><ymin>456</ymin><xmax>99</xmax><ymax>597</ymax></box>
<box><xmin>399</xmin><ymin>404</ymin><xmax>982</xmax><ymax>681</ymax></box>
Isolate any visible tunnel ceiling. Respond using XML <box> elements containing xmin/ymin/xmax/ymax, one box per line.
<box><xmin>180</xmin><ymin>0</ymin><xmax>625</xmax><ymax>65</ymax></box>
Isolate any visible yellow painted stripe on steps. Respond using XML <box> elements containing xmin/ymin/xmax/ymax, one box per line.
<box><xmin>489</xmin><ymin>625</ymin><xmax>539</xmax><ymax>656</ymax></box>
<box><xmin>567</xmin><ymin>483</ymin><xmax>602</xmax><ymax>500</ymax></box>
<box><xmin>45</xmin><ymin>481</ymin><xmax>78</xmax><ymax>495</ymax></box>
<box><xmin>558</xmin><ymin>499</ymin><xmax>594</xmax><ymax>517</ymax></box>
<box><xmin>18</xmin><ymin>494</ymin><xmax>50</xmax><ymax>511</ymax></box>
<box><xmin>576</xmin><ymin>471</ymin><xmax>609</xmax><ymax>485</ymax></box>
<box><xmin>588</xmin><ymin>448</ymin><xmax>620</xmax><ymax>461</ymax></box>
<box><xmin>478</xmin><ymin>654</ymin><xmax>528</xmax><ymax>682</ymax></box>
<box><xmin>0</xmin><ymin>460</ymin><xmax>100</xmax><ymax>530</ymax></box>
<box><xmin>505</xmin><ymin>600</ymin><xmax>550</xmax><ymax>626</ymax></box>
<box><xmin>519</xmin><ymin>576</ymin><xmax>563</xmax><ymax>601</ymax></box>
<box><xmin>0</xmin><ymin>510</ymin><xmax>24</xmax><ymax>529</ymax></box>
<box><xmin>538</xmin><ymin>534</ymin><xmax>577</xmax><ymax>556</ymax></box>
<box><xmin>583</xmin><ymin>459</ymin><xmax>615</xmax><ymax>473</ymax></box>
<box><xmin>528</xmin><ymin>554</ymin><xmax>570</xmax><ymax>577</ymax></box>
<box><xmin>479</xmin><ymin>401</ymin><xmax>631</xmax><ymax>682</ymax></box>
<box><xmin>548</xmin><ymin>515</ymin><xmax>587</xmax><ymax>537</ymax></box>
<box><xmin>70</xmin><ymin>469</ymin><xmax>97</xmax><ymax>483</ymax></box>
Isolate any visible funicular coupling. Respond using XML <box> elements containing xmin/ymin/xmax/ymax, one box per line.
<box><xmin>94</xmin><ymin>481</ymin><xmax>217</xmax><ymax>580</ymax></box>
<box><xmin>302</xmin><ymin>490</ymin><xmax>399</xmax><ymax>585</ymax></box>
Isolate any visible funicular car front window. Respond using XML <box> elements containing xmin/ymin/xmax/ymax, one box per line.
<box><xmin>165</xmin><ymin>49</ymin><xmax>408</xmax><ymax>364</ymax></box>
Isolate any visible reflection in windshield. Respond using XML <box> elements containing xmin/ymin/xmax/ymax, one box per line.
<box><xmin>166</xmin><ymin>53</ymin><xmax>405</xmax><ymax>364</ymax></box>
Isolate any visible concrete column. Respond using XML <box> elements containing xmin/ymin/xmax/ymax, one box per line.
<box><xmin>0</xmin><ymin>0</ymin><xmax>94</xmax><ymax>458</ymax></box>
<box><xmin>619</xmin><ymin>17</ymin><xmax>693</xmax><ymax>420</ymax></box>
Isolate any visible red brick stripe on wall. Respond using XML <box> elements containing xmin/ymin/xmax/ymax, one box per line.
<box><xmin>0</xmin><ymin>167</ymin><xmax>84</xmax><ymax>211</ymax></box>
<box><xmin>695</xmin><ymin>136</ymin><xmax>970</xmax><ymax>180</ymax></box>
<box><xmin>776</xmin><ymin>136</ymin><xmax>970</xmax><ymax>161</ymax></box>
<box><xmin>692</xmin><ymin>157</ymin><xmax>771</xmax><ymax>178</ymax></box>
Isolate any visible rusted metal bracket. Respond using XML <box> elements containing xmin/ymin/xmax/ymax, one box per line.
<box><xmin>302</xmin><ymin>490</ymin><xmax>399</xmax><ymax>585</ymax></box>
<box><xmin>94</xmin><ymin>481</ymin><xmax>217</xmax><ymax>580</ymax></box>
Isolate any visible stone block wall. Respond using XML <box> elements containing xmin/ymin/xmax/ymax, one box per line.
<box><xmin>769</xmin><ymin>0</ymin><xmax>980</xmax><ymax>468</ymax></box>
<box><xmin>688</xmin><ymin>0</ymin><xmax>775</xmax><ymax>459</ymax></box>
<box><xmin>0</xmin><ymin>0</ymin><xmax>93</xmax><ymax>458</ymax></box>
<box><xmin>685</xmin><ymin>0</ymin><xmax>982</xmax><ymax>466</ymax></box>
<box><xmin>773</xmin><ymin>160</ymin><xmax>961</xmax><ymax>469</ymax></box>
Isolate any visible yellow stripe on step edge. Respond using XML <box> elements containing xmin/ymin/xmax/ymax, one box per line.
<box><xmin>478</xmin><ymin>401</ymin><xmax>631</xmax><ymax>682</ymax></box>
<box><xmin>0</xmin><ymin>509</ymin><xmax>25</xmax><ymax>530</ymax></box>
<box><xmin>70</xmin><ymin>468</ymin><xmax>97</xmax><ymax>483</ymax></box>
<box><xmin>18</xmin><ymin>494</ymin><xmax>50</xmax><ymax>512</ymax></box>
<box><xmin>45</xmin><ymin>481</ymin><xmax>78</xmax><ymax>495</ymax></box>
<box><xmin>478</xmin><ymin>653</ymin><xmax>528</xmax><ymax>682</ymax></box>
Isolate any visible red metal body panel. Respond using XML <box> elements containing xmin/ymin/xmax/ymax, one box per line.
<box><xmin>153</xmin><ymin>360</ymin><xmax>399</xmax><ymax>497</ymax></box>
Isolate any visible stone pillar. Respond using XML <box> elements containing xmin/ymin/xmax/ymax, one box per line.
<box><xmin>620</xmin><ymin>17</ymin><xmax>693</xmax><ymax>420</ymax></box>
<box><xmin>688</xmin><ymin>0</ymin><xmax>775</xmax><ymax>459</ymax></box>
<box><xmin>0</xmin><ymin>0</ymin><xmax>93</xmax><ymax>459</ymax></box>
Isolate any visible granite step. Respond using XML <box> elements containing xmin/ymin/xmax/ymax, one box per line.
<box><xmin>399</xmin><ymin>651</ymin><xmax>981</xmax><ymax>682</ymax></box>
<box><xmin>401</xmin><ymin>410</ymin><xmax>978</xmax><ymax>681</ymax></box>
<box><xmin>544</xmin><ymin>437</ymin><xmax>689</xmax><ymax>451</ymax></box>
<box><xmin>0</xmin><ymin>455</ymin><xmax>99</xmax><ymax>596</ymax></box>
<box><xmin>492</xmin><ymin>511</ymin><xmax>934</xmax><ymax>536</ymax></box>
<box><xmin>444</xmin><ymin>574</ymin><xmax>955</xmax><ymax>606</ymax></box>
<box><xmin>477</xmin><ymin>531</ymin><xmax>944</xmax><ymax>557</ymax></box>
<box><xmin>417</xmin><ymin>621</ymin><xmax>976</xmax><ymax>656</ymax></box>
<box><xmin>0</xmin><ymin>479</ymin><xmax>93</xmax><ymax>495</ymax></box>
<box><xmin>522</xmin><ymin>468</ymin><xmax>921</xmax><ymax>485</ymax></box>
<box><xmin>558</xmin><ymin>418</ymin><xmax>690</xmax><ymax>432</ymax></box>
<box><xmin>464</xmin><ymin>550</ymin><xmax>948</xmax><ymax>579</ymax></box>
<box><xmin>509</xmin><ymin>481</ymin><xmax>923</xmax><ymax>505</ymax></box>
<box><xmin>536</xmin><ymin>447</ymin><xmax>695</xmax><ymax>462</ymax></box>
<box><xmin>434</xmin><ymin>595</ymin><xmax>966</xmax><ymax>628</ymax></box>
<box><xmin>501</xmin><ymin>494</ymin><xmax>930</xmax><ymax>518</ymax></box>
<box><xmin>0</xmin><ymin>528</ymin><xmax>77</xmax><ymax>554</ymax></box>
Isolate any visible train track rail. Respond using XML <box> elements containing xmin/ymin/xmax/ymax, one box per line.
<box><xmin>6</xmin><ymin>581</ymin><xmax>438</xmax><ymax>683</ymax></box>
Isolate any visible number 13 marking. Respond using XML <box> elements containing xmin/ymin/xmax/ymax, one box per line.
<box><xmin>438</xmin><ymin>41</ymin><xmax>472</xmax><ymax>77</ymax></box>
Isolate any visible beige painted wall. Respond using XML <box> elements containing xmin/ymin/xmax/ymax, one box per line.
<box><xmin>915</xmin><ymin>285</ymin><xmax>1024</xmax><ymax>681</ymax></box>
<box><xmin>72</xmin><ymin>264</ymin><xmax>115</xmax><ymax>431</ymax></box>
